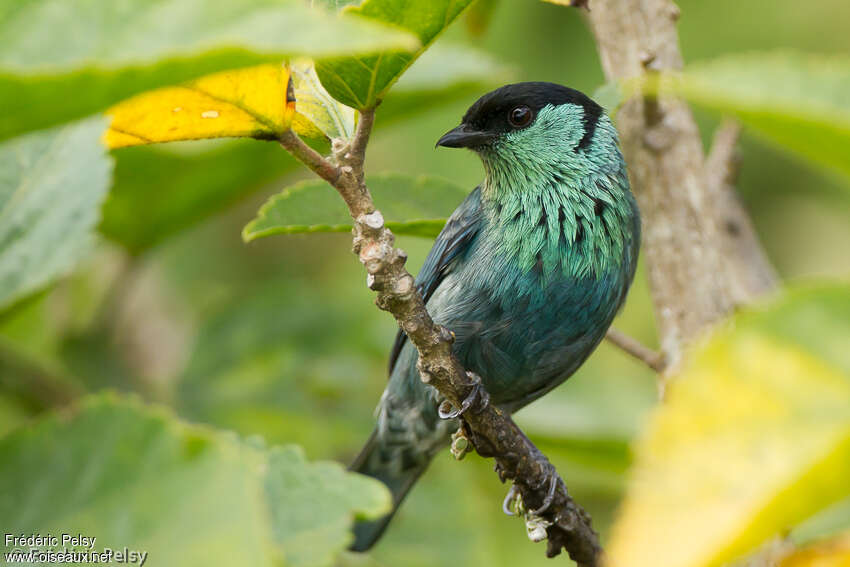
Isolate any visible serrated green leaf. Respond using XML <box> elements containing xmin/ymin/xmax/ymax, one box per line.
<box><xmin>659</xmin><ymin>52</ymin><xmax>850</xmax><ymax>181</ymax></box>
<box><xmin>0</xmin><ymin>117</ymin><xmax>113</xmax><ymax>311</ymax></box>
<box><xmin>315</xmin><ymin>0</ymin><xmax>476</xmax><ymax>109</ymax></box>
<box><xmin>267</xmin><ymin>445</ymin><xmax>391</xmax><ymax>567</ymax></box>
<box><xmin>0</xmin><ymin>393</ymin><xmax>391</xmax><ymax>567</ymax></box>
<box><xmin>0</xmin><ymin>0</ymin><xmax>417</xmax><ymax>141</ymax></box>
<box><xmin>0</xmin><ymin>393</ymin><xmax>280</xmax><ymax>565</ymax></box>
<box><xmin>243</xmin><ymin>173</ymin><xmax>470</xmax><ymax>241</ymax></box>
<box><xmin>607</xmin><ymin>283</ymin><xmax>850</xmax><ymax>567</ymax></box>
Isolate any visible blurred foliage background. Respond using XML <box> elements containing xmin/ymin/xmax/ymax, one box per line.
<box><xmin>1</xmin><ymin>1</ymin><xmax>849</xmax><ymax>565</ymax></box>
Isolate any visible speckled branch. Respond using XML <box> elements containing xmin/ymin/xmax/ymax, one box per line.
<box><xmin>584</xmin><ymin>0</ymin><xmax>777</xmax><ymax>373</ymax></box>
<box><xmin>279</xmin><ymin>110</ymin><xmax>601</xmax><ymax>566</ymax></box>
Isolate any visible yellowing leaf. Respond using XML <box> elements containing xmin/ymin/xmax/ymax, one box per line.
<box><xmin>105</xmin><ymin>64</ymin><xmax>296</xmax><ymax>148</ymax></box>
<box><xmin>290</xmin><ymin>61</ymin><xmax>356</xmax><ymax>141</ymax></box>
<box><xmin>104</xmin><ymin>62</ymin><xmax>355</xmax><ymax>148</ymax></box>
<box><xmin>782</xmin><ymin>533</ymin><xmax>850</xmax><ymax>567</ymax></box>
<box><xmin>607</xmin><ymin>287</ymin><xmax>850</xmax><ymax>567</ymax></box>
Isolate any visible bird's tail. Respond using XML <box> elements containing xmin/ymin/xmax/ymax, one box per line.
<box><xmin>348</xmin><ymin>428</ymin><xmax>430</xmax><ymax>552</ymax></box>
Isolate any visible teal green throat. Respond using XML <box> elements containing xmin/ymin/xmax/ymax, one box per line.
<box><xmin>482</xmin><ymin>103</ymin><xmax>635</xmax><ymax>281</ymax></box>
<box><xmin>351</xmin><ymin>82</ymin><xmax>641</xmax><ymax>551</ymax></box>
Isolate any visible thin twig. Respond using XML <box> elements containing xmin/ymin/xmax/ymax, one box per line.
<box><xmin>704</xmin><ymin>119</ymin><xmax>741</xmax><ymax>189</ymax></box>
<box><xmin>277</xmin><ymin>110</ymin><xmax>601</xmax><ymax>565</ymax></box>
<box><xmin>605</xmin><ymin>327</ymin><xmax>666</xmax><ymax>372</ymax></box>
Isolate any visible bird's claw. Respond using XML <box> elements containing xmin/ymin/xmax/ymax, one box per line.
<box><xmin>437</xmin><ymin>372</ymin><xmax>490</xmax><ymax>420</ymax></box>
<box><xmin>502</xmin><ymin>484</ymin><xmax>520</xmax><ymax>516</ymax></box>
<box><xmin>529</xmin><ymin>465</ymin><xmax>558</xmax><ymax>516</ymax></box>
<box><xmin>503</xmin><ymin>482</ymin><xmax>554</xmax><ymax>542</ymax></box>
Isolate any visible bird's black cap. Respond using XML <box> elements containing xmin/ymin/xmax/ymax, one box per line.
<box><xmin>437</xmin><ymin>81</ymin><xmax>603</xmax><ymax>150</ymax></box>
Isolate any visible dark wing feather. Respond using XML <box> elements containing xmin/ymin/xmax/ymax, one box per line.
<box><xmin>387</xmin><ymin>186</ymin><xmax>484</xmax><ymax>375</ymax></box>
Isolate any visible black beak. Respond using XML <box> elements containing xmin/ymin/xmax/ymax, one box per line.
<box><xmin>436</xmin><ymin>124</ymin><xmax>494</xmax><ymax>148</ymax></box>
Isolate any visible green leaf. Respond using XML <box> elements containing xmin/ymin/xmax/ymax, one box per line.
<box><xmin>103</xmin><ymin>143</ymin><xmax>282</xmax><ymax>250</ymax></box>
<box><xmin>266</xmin><ymin>445</ymin><xmax>390</xmax><ymax>567</ymax></box>
<box><xmin>315</xmin><ymin>0</ymin><xmax>477</xmax><ymax>109</ymax></box>
<box><xmin>378</xmin><ymin>44</ymin><xmax>513</xmax><ymax>124</ymax></box>
<box><xmin>735</xmin><ymin>284</ymin><xmax>850</xmax><ymax>377</ymax></box>
<box><xmin>243</xmin><ymin>173</ymin><xmax>470</xmax><ymax>241</ymax></box>
<box><xmin>0</xmin><ymin>0</ymin><xmax>418</xmax><ymax>140</ymax></box>
<box><xmin>607</xmin><ymin>283</ymin><xmax>850</xmax><ymax>567</ymax></box>
<box><xmin>100</xmin><ymin>141</ymin><xmax>298</xmax><ymax>253</ymax></box>
<box><xmin>2</xmin><ymin>0</ymin><xmax>417</xmax><ymax>72</ymax></box>
<box><xmin>175</xmin><ymin>275</ymin><xmax>389</xmax><ymax>456</ymax></box>
<box><xmin>0</xmin><ymin>394</ymin><xmax>390</xmax><ymax>567</ymax></box>
<box><xmin>0</xmin><ymin>394</ymin><xmax>277</xmax><ymax>565</ymax></box>
<box><xmin>661</xmin><ymin>51</ymin><xmax>850</xmax><ymax>180</ymax></box>
<box><xmin>0</xmin><ymin>117</ymin><xmax>113</xmax><ymax>311</ymax></box>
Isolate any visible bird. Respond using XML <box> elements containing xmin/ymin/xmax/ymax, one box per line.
<box><xmin>350</xmin><ymin>82</ymin><xmax>641</xmax><ymax>551</ymax></box>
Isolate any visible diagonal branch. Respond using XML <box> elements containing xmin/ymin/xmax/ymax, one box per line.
<box><xmin>279</xmin><ymin>112</ymin><xmax>601</xmax><ymax>565</ymax></box>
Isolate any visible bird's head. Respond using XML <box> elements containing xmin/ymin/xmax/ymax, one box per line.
<box><xmin>437</xmin><ymin>82</ymin><xmax>615</xmax><ymax>180</ymax></box>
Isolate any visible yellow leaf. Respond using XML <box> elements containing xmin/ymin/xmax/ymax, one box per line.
<box><xmin>104</xmin><ymin>64</ymin><xmax>296</xmax><ymax>148</ymax></box>
<box><xmin>782</xmin><ymin>533</ymin><xmax>850</xmax><ymax>567</ymax></box>
<box><xmin>606</xmin><ymin>330</ymin><xmax>850</xmax><ymax>567</ymax></box>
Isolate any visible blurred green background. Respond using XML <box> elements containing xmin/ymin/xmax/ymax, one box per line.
<box><xmin>2</xmin><ymin>1</ymin><xmax>849</xmax><ymax>565</ymax></box>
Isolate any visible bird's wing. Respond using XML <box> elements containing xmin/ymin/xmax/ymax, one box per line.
<box><xmin>387</xmin><ymin>185</ymin><xmax>484</xmax><ymax>376</ymax></box>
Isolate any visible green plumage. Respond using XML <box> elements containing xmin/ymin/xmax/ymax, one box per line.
<box><xmin>351</xmin><ymin>82</ymin><xmax>641</xmax><ymax>551</ymax></box>
<box><xmin>482</xmin><ymin>103</ymin><xmax>634</xmax><ymax>281</ymax></box>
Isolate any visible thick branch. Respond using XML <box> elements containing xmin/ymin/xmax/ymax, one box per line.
<box><xmin>584</xmin><ymin>0</ymin><xmax>771</xmax><ymax>369</ymax></box>
<box><xmin>704</xmin><ymin>119</ymin><xmax>778</xmax><ymax>304</ymax></box>
<box><xmin>281</xmin><ymin>112</ymin><xmax>601</xmax><ymax>565</ymax></box>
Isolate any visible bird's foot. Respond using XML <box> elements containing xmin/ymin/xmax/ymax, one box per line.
<box><xmin>502</xmin><ymin>484</ymin><xmax>521</xmax><ymax>516</ymax></box>
<box><xmin>502</xmin><ymin>482</ymin><xmax>554</xmax><ymax>543</ymax></box>
<box><xmin>437</xmin><ymin>372</ymin><xmax>490</xmax><ymax>420</ymax></box>
<box><xmin>529</xmin><ymin>463</ymin><xmax>559</xmax><ymax>516</ymax></box>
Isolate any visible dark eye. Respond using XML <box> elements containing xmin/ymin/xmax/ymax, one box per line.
<box><xmin>508</xmin><ymin>105</ymin><xmax>533</xmax><ymax>128</ymax></box>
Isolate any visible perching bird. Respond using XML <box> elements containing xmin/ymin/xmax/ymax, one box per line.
<box><xmin>350</xmin><ymin>82</ymin><xmax>641</xmax><ymax>551</ymax></box>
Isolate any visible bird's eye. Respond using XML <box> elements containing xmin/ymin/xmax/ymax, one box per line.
<box><xmin>508</xmin><ymin>105</ymin><xmax>533</xmax><ymax>128</ymax></box>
